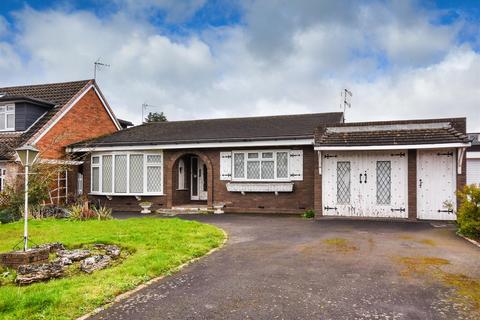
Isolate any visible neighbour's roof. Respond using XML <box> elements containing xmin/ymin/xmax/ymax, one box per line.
<box><xmin>468</xmin><ymin>133</ymin><xmax>480</xmax><ymax>152</ymax></box>
<box><xmin>71</xmin><ymin>112</ymin><xmax>344</xmax><ymax>148</ymax></box>
<box><xmin>0</xmin><ymin>80</ymin><xmax>92</xmax><ymax>160</ymax></box>
<box><xmin>315</xmin><ymin>118</ymin><xmax>470</xmax><ymax>148</ymax></box>
<box><xmin>118</xmin><ymin>119</ymin><xmax>134</xmax><ymax>129</ymax></box>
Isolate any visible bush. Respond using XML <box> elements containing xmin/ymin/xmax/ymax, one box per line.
<box><xmin>457</xmin><ymin>184</ymin><xmax>480</xmax><ymax>239</ymax></box>
<box><xmin>302</xmin><ymin>209</ymin><xmax>315</xmax><ymax>219</ymax></box>
<box><xmin>0</xmin><ymin>206</ymin><xmax>22</xmax><ymax>224</ymax></box>
<box><xmin>93</xmin><ymin>206</ymin><xmax>112</xmax><ymax>220</ymax></box>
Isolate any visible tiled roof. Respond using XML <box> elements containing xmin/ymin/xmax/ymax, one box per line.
<box><xmin>315</xmin><ymin>118</ymin><xmax>470</xmax><ymax>147</ymax></box>
<box><xmin>71</xmin><ymin>112</ymin><xmax>344</xmax><ymax>147</ymax></box>
<box><xmin>0</xmin><ymin>80</ymin><xmax>92</xmax><ymax>160</ymax></box>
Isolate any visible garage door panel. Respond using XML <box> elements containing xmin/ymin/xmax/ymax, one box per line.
<box><xmin>322</xmin><ymin>151</ymin><xmax>408</xmax><ymax>218</ymax></box>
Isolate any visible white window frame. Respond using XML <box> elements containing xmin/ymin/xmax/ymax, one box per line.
<box><xmin>232</xmin><ymin>149</ymin><xmax>290</xmax><ymax>182</ymax></box>
<box><xmin>90</xmin><ymin>151</ymin><xmax>164</xmax><ymax>196</ymax></box>
<box><xmin>0</xmin><ymin>104</ymin><xmax>15</xmax><ymax>131</ymax></box>
<box><xmin>0</xmin><ymin>167</ymin><xmax>6</xmax><ymax>192</ymax></box>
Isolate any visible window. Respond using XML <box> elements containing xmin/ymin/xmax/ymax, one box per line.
<box><xmin>0</xmin><ymin>168</ymin><xmax>6</xmax><ymax>192</ymax></box>
<box><xmin>232</xmin><ymin>150</ymin><xmax>289</xmax><ymax>181</ymax></box>
<box><xmin>337</xmin><ymin>161</ymin><xmax>351</xmax><ymax>204</ymax></box>
<box><xmin>177</xmin><ymin>159</ymin><xmax>186</xmax><ymax>189</ymax></box>
<box><xmin>376</xmin><ymin>161</ymin><xmax>391</xmax><ymax>205</ymax></box>
<box><xmin>91</xmin><ymin>152</ymin><xmax>163</xmax><ymax>195</ymax></box>
<box><xmin>0</xmin><ymin>105</ymin><xmax>15</xmax><ymax>131</ymax></box>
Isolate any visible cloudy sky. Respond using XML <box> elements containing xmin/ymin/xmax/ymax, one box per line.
<box><xmin>0</xmin><ymin>0</ymin><xmax>479</xmax><ymax>130</ymax></box>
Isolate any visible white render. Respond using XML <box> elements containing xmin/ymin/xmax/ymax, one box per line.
<box><xmin>322</xmin><ymin>150</ymin><xmax>408</xmax><ymax>218</ymax></box>
<box><xmin>417</xmin><ymin>149</ymin><xmax>457</xmax><ymax>220</ymax></box>
<box><xmin>467</xmin><ymin>159</ymin><xmax>480</xmax><ymax>185</ymax></box>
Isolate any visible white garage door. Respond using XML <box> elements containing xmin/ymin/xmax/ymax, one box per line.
<box><xmin>417</xmin><ymin>149</ymin><xmax>457</xmax><ymax>220</ymax></box>
<box><xmin>467</xmin><ymin>159</ymin><xmax>480</xmax><ymax>185</ymax></box>
<box><xmin>322</xmin><ymin>151</ymin><xmax>408</xmax><ymax>218</ymax></box>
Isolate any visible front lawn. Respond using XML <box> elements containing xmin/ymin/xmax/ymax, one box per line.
<box><xmin>0</xmin><ymin>217</ymin><xmax>225</xmax><ymax>320</ymax></box>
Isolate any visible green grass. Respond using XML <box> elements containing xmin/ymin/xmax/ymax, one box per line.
<box><xmin>0</xmin><ymin>218</ymin><xmax>225</xmax><ymax>320</ymax></box>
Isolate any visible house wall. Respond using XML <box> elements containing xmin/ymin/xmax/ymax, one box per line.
<box><xmin>85</xmin><ymin>145</ymin><xmax>315</xmax><ymax>214</ymax></box>
<box><xmin>36</xmin><ymin>88</ymin><xmax>118</xmax><ymax>160</ymax></box>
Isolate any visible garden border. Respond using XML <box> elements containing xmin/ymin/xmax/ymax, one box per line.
<box><xmin>457</xmin><ymin>233</ymin><xmax>480</xmax><ymax>249</ymax></box>
<box><xmin>76</xmin><ymin>228</ymin><xmax>228</xmax><ymax>320</ymax></box>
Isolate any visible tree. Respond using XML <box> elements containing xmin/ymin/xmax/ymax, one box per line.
<box><xmin>145</xmin><ymin>112</ymin><xmax>167</xmax><ymax>123</ymax></box>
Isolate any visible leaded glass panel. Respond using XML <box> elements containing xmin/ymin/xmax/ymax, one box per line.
<box><xmin>247</xmin><ymin>161</ymin><xmax>260</xmax><ymax>179</ymax></box>
<box><xmin>129</xmin><ymin>155</ymin><xmax>144</xmax><ymax>193</ymax></box>
<box><xmin>92</xmin><ymin>167</ymin><xmax>99</xmax><ymax>192</ymax></box>
<box><xmin>102</xmin><ymin>155</ymin><xmax>112</xmax><ymax>193</ymax></box>
<box><xmin>147</xmin><ymin>155</ymin><xmax>161</xmax><ymax>164</ymax></box>
<box><xmin>261</xmin><ymin>161</ymin><xmax>274</xmax><ymax>179</ymax></box>
<box><xmin>234</xmin><ymin>153</ymin><xmax>245</xmax><ymax>178</ymax></box>
<box><xmin>376</xmin><ymin>161</ymin><xmax>391</xmax><ymax>205</ymax></box>
<box><xmin>147</xmin><ymin>166</ymin><xmax>162</xmax><ymax>192</ymax></box>
<box><xmin>276</xmin><ymin>152</ymin><xmax>288</xmax><ymax>178</ymax></box>
<box><xmin>114</xmin><ymin>155</ymin><xmax>127</xmax><ymax>193</ymax></box>
<box><xmin>336</xmin><ymin>161</ymin><xmax>350</xmax><ymax>204</ymax></box>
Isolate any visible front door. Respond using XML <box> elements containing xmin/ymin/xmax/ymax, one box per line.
<box><xmin>191</xmin><ymin>157</ymin><xmax>208</xmax><ymax>201</ymax></box>
<box><xmin>322</xmin><ymin>151</ymin><xmax>408</xmax><ymax>218</ymax></box>
<box><xmin>417</xmin><ymin>149</ymin><xmax>457</xmax><ymax>220</ymax></box>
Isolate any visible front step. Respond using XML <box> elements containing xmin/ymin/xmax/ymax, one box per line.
<box><xmin>157</xmin><ymin>207</ymin><xmax>214</xmax><ymax>216</ymax></box>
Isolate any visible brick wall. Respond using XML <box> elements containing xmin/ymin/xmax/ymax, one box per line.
<box><xmin>84</xmin><ymin>146</ymin><xmax>315</xmax><ymax>214</ymax></box>
<box><xmin>407</xmin><ymin>149</ymin><xmax>417</xmax><ymax>219</ymax></box>
<box><xmin>36</xmin><ymin>88</ymin><xmax>118</xmax><ymax>160</ymax></box>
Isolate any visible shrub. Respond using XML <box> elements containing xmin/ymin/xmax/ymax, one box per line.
<box><xmin>68</xmin><ymin>204</ymin><xmax>96</xmax><ymax>221</ymax></box>
<box><xmin>457</xmin><ymin>184</ymin><xmax>480</xmax><ymax>239</ymax></box>
<box><xmin>0</xmin><ymin>206</ymin><xmax>22</xmax><ymax>224</ymax></box>
<box><xmin>302</xmin><ymin>209</ymin><xmax>315</xmax><ymax>219</ymax></box>
<box><xmin>93</xmin><ymin>206</ymin><xmax>112</xmax><ymax>220</ymax></box>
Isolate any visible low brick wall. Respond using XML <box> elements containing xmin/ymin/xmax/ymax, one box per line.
<box><xmin>0</xmin><ymin>247</ymin><xmax>50</xmax><ymax>269</ymax></box>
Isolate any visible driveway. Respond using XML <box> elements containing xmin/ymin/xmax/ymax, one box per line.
<box><xmin>90</xmin><ymin>214</ymin><xmax>480</xmax><ymax>320</ymax></box>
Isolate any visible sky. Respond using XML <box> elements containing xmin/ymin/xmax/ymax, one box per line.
<box><xmin>0</xmin><ymin>0</ymin><xmax>479</xmax><ymax>130</ymax></box>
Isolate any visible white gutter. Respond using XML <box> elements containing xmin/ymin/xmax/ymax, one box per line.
<box><xmin>68</xmin><ymin>138</ymin><xmax>315</xmax><ymax>152</ymax></box>
<box><xmin>314</xmin><ymin>142</ymin><xmax>471</xmax><ymax>151</ymax></box>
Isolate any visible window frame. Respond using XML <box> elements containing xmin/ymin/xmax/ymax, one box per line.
<box><xmin>0</xmin><ymin>167</ymin><xmax>6</xmax><ymax>192</ymax></box>
<box><xmin>231</xmin><ymin>149</ymin><xmax>290</xmax><ymax>182</ymax></box>
<box><xmin>90</xmin><ymin>151</ymin><xmax>164</xmax><ymax>196</ymax></box>
<box><xmin>0</xmin><ymin>104</ymin><xmax>15</xmax><ymax>131</ymax></box>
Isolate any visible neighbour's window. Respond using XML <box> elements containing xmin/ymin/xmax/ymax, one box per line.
<box><xmin>91</xmin><ymin>152</ymin><xmax>163</xmax><ymax>195</ymax></box>
<box><xmin>232</xmin><ymin>150</ymin><xmax>289</xmax><ymax>181</ymax></box>
<box><xmin>0</xmin><ymin>105</ymin><xmax>15</xmax><ymax>131</ymax></box>
<box><xmin>0</xmin><ymin>168</ymin><xmax>6</xmax><ymax>192</ymax></box>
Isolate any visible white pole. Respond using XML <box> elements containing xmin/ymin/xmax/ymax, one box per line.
<box><xmin>23</xmin><ymin>163</ymin><xmax>29</xmax><ymax>252</ymax></box>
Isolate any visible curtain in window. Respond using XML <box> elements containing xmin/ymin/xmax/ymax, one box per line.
<box><xmin>102</xmin><ymin>155</ymin><xmax>112</xmax><ymax>193</ymax></box>
<box><xmin>114</xmin><ymin>155</ymin><xmax>127</xmax><ymax>193</ymax></box>
<box><xmin>129</xmin><ymin>155</ymin><xmax>144</xmax><ymax>193</ymax></box>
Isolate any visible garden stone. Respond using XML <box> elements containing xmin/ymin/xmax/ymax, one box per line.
<box><xmin>95</xmin><ymin>244</ymin><xmax>121</xmax><ymax>259</ymax></box>
<box><xmin>80</xmin><ymin>255</ymin><xmax>112</xmax><ymax>273</ymax></box>
<box><xmin>53</xmin><ymin>257</ymin><xmax>73</xmax><ymax>266</ymax></box>
<box><xmin>16</xmin><ymin>261</ymin><xmax>65</xmax><ymax>285</ymax></box>
<box><xmin>57</xmin><ymin>249</ymin><xmax>91</xmax><ymax>261</ymax></box>
<box><xmin>36</xmin><ymin>242</ymin><xmax>65</xmax><ymax>253</ymax></box>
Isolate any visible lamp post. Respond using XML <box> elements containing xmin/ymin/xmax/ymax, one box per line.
<box><xmin>15</xmin><ymin>145</ymin><xmax>39</xmax><ymax>252</ymax></box>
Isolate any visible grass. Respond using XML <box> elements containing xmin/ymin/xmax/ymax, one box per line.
<box><xmin>322</xmin><ymin>238</ymin><xmax>358</xmax><ymax>253</ymax></box>
<box><xmin>396</xmin><ymin>256</ymin><xmax>480</xmax><ymax>310</ymax></box>
<box><xmin>0</xmin><ymin>218</ymin><xmax>225</xmax><ymax>320</ymax></box>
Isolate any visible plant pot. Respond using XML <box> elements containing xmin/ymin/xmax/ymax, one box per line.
<box><xmin>139</xmin><ymin>203</ymin><xmax>152</xmax><ymax>214</ymax></box>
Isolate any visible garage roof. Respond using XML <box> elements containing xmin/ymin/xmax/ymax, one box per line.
<box><xmin>315</xmin><ymin>118</ymin><xmax>471</xmax><ymax>150</ymax></box>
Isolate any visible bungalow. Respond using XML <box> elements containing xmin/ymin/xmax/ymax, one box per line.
<box><xmin>0</xmin><ymin>79</ymin><xmax>126</xmax><ymax>202</ymax></box>
<box><xmin>68</xmin><ymin>113</ymin><xmax>471</xmax><ymax>220</ymax></box>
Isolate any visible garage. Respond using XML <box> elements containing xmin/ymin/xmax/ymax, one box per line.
<box><xmin>315</xmin><ymin>118</ymin><xmax>471</xmax><ymax>220</ymax></box>
<box><xmin>322</xmin><ymin>151</ymin><xmax>408</xmax><ymax>218</ymax></box>
<box><xmin>467</xmin><ymin>159</ymin><xmax>480</xmax><ymax>185</ymax></box>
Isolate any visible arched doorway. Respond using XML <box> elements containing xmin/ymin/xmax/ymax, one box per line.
<box><xmin>167</xmin><ymin>151</ymin><xmax>213</xmax><ymax>208</ymax></box>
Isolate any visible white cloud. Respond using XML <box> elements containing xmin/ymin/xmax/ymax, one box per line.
<box><xmin>0</xmin><ymin>0</ymin><xmax>478</xmax><ymax>132</ymax></box>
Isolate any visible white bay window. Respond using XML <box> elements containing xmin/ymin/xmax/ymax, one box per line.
<box><xmin>91</xmin><ymin>151</ymin><xmax>163</xmax><ymax>195</ymax></box>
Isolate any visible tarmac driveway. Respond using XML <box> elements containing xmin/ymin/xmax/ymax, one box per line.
<box><xmin>90</xmin><ymin>214</ymin><xmax>480</xmax><ymax>320</ymax></box>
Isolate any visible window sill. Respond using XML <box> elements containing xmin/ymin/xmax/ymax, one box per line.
<box><xmin>89</xmin><ymin>193</ymin><xmax>165</xmax><ymax>196</ymax></box>
<box><xmin>226</xmin><ymin>182</ymin><xmax>294</xmax><ymax>193</ymax></box>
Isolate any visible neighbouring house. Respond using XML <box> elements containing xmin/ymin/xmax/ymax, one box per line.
<box><xmin>466</xmin><ymin>133</ymin><xmax>480</xmax><ymax>185</ymax></box>
<box><xmin>68</xmin><ymin>113</ymin><xmax>471</xmax><ymax>220</ymax></box>
<box><xmin>0</xmin><ymin>79</ymin><xmax>124</xmax><ymax>203</ymax></box>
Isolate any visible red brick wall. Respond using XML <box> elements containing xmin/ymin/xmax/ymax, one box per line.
<box><xmin>36</xmin><ymin>88</ymin><xmax>118</xmax><ymax>160</ymax></box>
